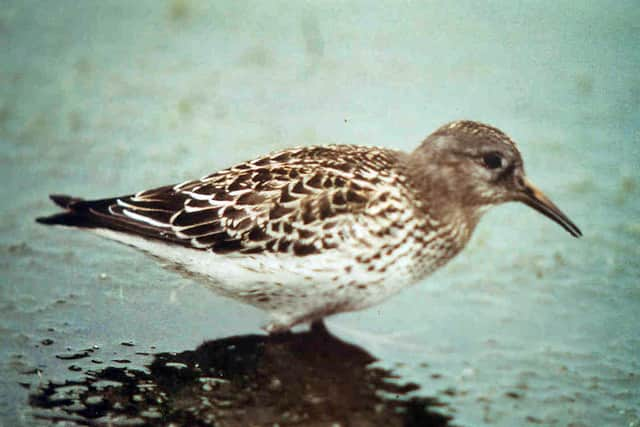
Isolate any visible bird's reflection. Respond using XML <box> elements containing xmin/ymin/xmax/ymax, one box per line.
<box><xmin>30</xmin><ymin>323</ymin><xmax>452</xmax><ymax>426</ymax></box>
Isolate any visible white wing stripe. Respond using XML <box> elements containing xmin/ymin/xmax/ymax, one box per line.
<box><xmin>182</xmin><ymin>191</ymin><xmax>212</xmax><ymax>201</ymax></box>
<box><xmin>122</xmin><ymin>208</ymin><xmax>171</xmax><ymax>228</ymax></box>
<box><xmin>116</xmin><ymin>198</ymin><xmax>169</xmax><ymax>212</ymax></box>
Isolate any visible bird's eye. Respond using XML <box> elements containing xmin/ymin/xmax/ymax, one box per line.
<box><xmin>483</xmin><ymin>153</ymin><xmax>503</xmax><ymax>169</ymax></box>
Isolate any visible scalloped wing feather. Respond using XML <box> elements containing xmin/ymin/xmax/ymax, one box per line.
<box><xmin>70</xmin><ymin>145</ymin><xmax>412</xmax><ymax>257</ymax></box>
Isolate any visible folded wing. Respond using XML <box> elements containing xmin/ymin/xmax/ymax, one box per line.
<box><xmin>38</xmin><ymin>146</ymin><xmax>403</xmax><ymax>256</ymax></box>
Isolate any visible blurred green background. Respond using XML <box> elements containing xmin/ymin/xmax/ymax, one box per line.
<box><xmin>1</xmin><ymin>1</ymin><xmax>638</xmax><ymax>426</ymax></box>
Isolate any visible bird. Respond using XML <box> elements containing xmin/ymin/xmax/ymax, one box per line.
<box><xmin>37</xmin><ymin>120</ymin><xmax>582</xmax><ymax>333</ymax></box>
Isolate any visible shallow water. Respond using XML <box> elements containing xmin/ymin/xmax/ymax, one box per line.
<box><xmin>1</xmin><ymin>1</ymin><xmax>639</xmax><ymax>426</ymax></box>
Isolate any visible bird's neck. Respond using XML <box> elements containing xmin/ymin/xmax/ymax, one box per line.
<box><xmin>402</xmin><ymin>150</ymin><xmax>485</xmax><ymax>245</ymax></box>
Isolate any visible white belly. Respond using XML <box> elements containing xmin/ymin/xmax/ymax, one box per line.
<box><xmin>92</xmin><ymin>228</ymin><xmax>426</xmax><ymax>330</ymax></box>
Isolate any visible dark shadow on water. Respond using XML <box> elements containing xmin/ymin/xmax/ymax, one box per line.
<box><xmin>29</xmin><ymin>323</ymin><xmax>453</xmax><ymax>426</ymax></box>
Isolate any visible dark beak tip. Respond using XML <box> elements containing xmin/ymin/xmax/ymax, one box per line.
<box><xmin>552</xmin><ymin>215</ymin><xmax>582</xmax><ymax>239</ymax></box>
<box><xmin>518</xmin><ymin>182</ymin><xmax>582</xmax><ymax>240</ymax></box>
<box><xmin>560</xmin><ymin>212</ymin><xmax>582</xmax><ymax>238</ymax></box>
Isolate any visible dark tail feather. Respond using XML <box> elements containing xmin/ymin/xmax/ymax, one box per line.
<box><xmin>36</xmin><ymin>194</ymin><xmax>97</xmax><ymax>227</ymax></box>
<box><xmin>37</xmin><ymin>191</ymin><xmax>189</xmax><ymax>246</ymax></box>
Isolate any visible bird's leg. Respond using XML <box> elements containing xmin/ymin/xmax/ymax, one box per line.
<box><xmin>310</xmin><ymin>318</ymin><xmax>328</xmax><ymax>334</ymax></box>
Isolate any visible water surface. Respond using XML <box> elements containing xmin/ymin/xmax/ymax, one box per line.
<box><xmin>1</xmin><ymin>1</ymin><xmax>638</xmax><ymax>426</ymax></box>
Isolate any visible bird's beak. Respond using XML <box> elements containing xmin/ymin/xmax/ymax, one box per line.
<box><xmin>516</xmin><ymin>178</ymin><xmax>582</xmax><ymax>238</ymax></box>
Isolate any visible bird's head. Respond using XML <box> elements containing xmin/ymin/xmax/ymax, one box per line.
<box><xmin>409</xmin><ymin>120</ymin><xmax>581</xmax><ymax>238</ymax></box>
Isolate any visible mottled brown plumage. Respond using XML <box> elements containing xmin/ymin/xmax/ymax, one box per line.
<box><xmin>37</xmin><ymin>120</ymin><xmax>581</xmax><ymax>332</ymax></box>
